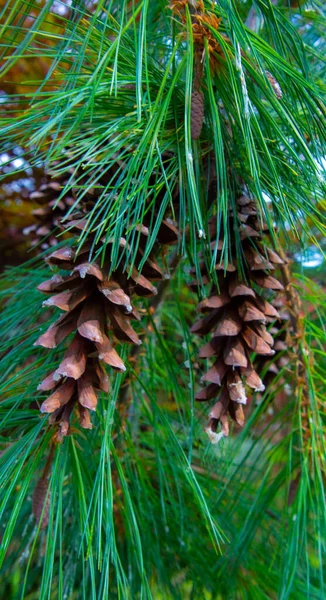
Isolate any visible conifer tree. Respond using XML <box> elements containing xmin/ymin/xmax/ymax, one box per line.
<box><xmin>0</xmin><ymin>1</ymin><xmax>325</xmax><ymax>598</ymax></box>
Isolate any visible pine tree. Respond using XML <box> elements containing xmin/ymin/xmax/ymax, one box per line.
<box><xmin>0</xmin><ymin>1</ymin><xmax>325</xmax><ymax>599</ymax></box>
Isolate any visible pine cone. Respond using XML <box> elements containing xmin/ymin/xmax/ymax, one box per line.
<box><xmin>191</xmin><ymin>195</ymin><xmax>287</xmax><ymax>442</ymax></box>
<box><xmin>32</xmin><ymin>476</ymin><xmax>50</xmax><ymax>529</ymax></box>
<box><xmin>35</xmin><ymin>169</ymin><xmax>179</xmax><ymax>440</ymax></box>
<box><xmin>191</xmin><ymin>89</ymin><xmax>204</xmax><ymax>140</ymax></box>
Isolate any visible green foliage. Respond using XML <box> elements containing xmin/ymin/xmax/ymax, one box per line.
<box><xmin>0</xmin><ymin>1</ymin><xmax>325</xmax><ymax>599</ymax></box>
<box><xmin>1</xmin><ymin>0</ymin><xmax>325</xmax><ymax>270</ymax></box>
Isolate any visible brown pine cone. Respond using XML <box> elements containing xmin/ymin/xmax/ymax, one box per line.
<box><xmin>35</xmin><ymin>196</ymin><xmax>179</xmax><ymax>439</ymax></box>
<box><xmin>32</xmin><ymin>476</ymin><xmax>50</xmax><ymax>529</ymax></box>
<box><xmin>35</xmin><ymin>237</ymin><xmax>158</xmax><ymax>440</ymax></box>
<box><xmin>191</xmin><ymin>89</ymin><xmax>204</xmax><ymax>140</ymax></box>
<box><xmin>191</xmin><ymin>194</ymin><xmax>287</xmax><ymax>442</ymax></box>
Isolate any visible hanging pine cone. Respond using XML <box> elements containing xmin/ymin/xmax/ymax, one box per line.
<box><xmin>32</xmin><ymin>476</ymin><xmax>50</xmax><ymax>529</ymax></box>
<box><xmin>34</xmin><ymin>165</ymin><xmax>179</xmax><ymax>441</ymax></box>
<box><xmin>191</xmin><ymin>89</ymin><xmax>204</xmax><ymax>140</ymax></box>
<box><xmin>191</xmin><ymin>47</ymin><xmax>204</xmax><ymax>140</ymax></box>
<box><xmin>190</xmin><ymin>194</ymin><xmax>287</xmax><ymax>443</ymax></box>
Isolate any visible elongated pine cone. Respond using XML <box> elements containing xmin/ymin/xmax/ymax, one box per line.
<box><xmin>191</xmin><ymin>194</ymin><xmax>286</xmax><ymax>443</ymax></box>
<box><xmin>191</xmin><ymin>89</ymin><xmax>204</xmax><ymax>140</ymax></box>
<box><xmin>35</xmin><ymin>190</ymin><xmax>179</xmax><ymax>441</ymax></box>
<box><xmin>32</xmin><ymin>476</ymin><xmax>50</xmax><ymax>529</ymax></box>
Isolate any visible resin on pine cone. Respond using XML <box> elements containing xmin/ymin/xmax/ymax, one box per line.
<box><xmin>191</xmin><ymin>194</ymin><xmax>286</xmax><ymax>443</ymax></box>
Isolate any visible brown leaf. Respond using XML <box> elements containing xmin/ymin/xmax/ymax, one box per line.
<box><xmin>266</xmin><ymin>71</ymin><xmax>283</xmax><ymax>99</ymax></box>
<box><xmin>56</xmin><ymin>401</ymin><xmax>75</xmax><ymax>440</ymax></box>
<box><xmin>272</xmin><ymin>293</ymin><xmax>285</xmax><ymax>308</ymax></box>
<box><xmin>238</xmin><ymin>212</ymin><xmax>249</xmax><ymax>223</ymax></box>
<box><xmin>208</xmin><ymin>238</ymin><xmax>223</xmax><ymax>253</ymax></box>
<box><xmin>266</xmin><ymin>247</ymin><xmax>284</xmax><ymax>264</ymax></box>
<box><xmin>37</xmin><ymin>275</ymin><xmax>64</xmax><ymax>293</ymax></box>
<box><xmin>239</xmin><ymin>200</ymin><xmax>257</xmax><ymax>214</ymax></box>
<box><xmin>135</xmin><ymin>223</ymin><xmax>149</xmax><ymax>238</ymax></box>
<box><xmin>238</xmin><ymin>195</ymin><xmax>251</xmax><ymax>206</ymax></box>
<box><xmin>234</xmin><ymin>403</ymin><xmax>245</xmax><ymax>426</ymax></box>
<box><xmin>64</xmin><ymin>218</ymin><xmax>87</xmax><ymax>232</ymax></box>
<box><xmin>274</xmin><ymin>340</ymin><xmax>287</xmax><ymax>351</ymax></box>
<box><xmin>139</xmin><ymin>255</ymin><xmax>164</xmax><ymax>281</ymax></box>
<box><xmin>278</xmin><ymin>356</ymin><xmax>289</xmax><ymax>368</ymax></box>
<box><xmin>189</xmin><ymin>275</ymin><xmax>210</xmax><ymax>291</ymax></box>
<box><xmin>220</xmin><ymin>414</ymin><xmax>229</xmax><ymax>436</ymax></box>
<box><xmin>215</xmin><ymin>262</ymin><xmax>236</xmax><ymax>272</ymax></box>
<box><xmin>36</xmin><ymin>226</ymin><xmax>51</xmax><ymax>236</ymax></box>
